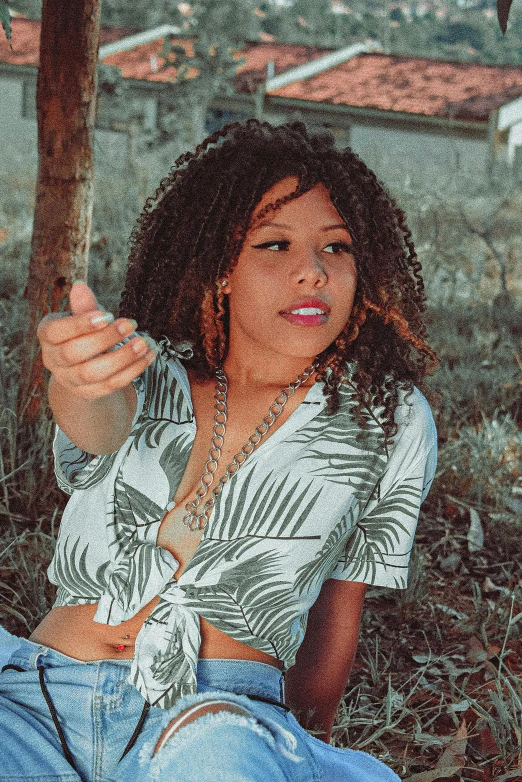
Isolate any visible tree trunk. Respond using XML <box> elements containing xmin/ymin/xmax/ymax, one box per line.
<box><xmin>17</xmin><ymin>0</ymin><xmax>101</xmax><ymax>424</ymax></box>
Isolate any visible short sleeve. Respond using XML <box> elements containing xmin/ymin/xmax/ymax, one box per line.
<box><xmin>329</xmin><ymin>388</ymin><xmax>437</xmax><ymax>589</ymax></box>
<box><xmin>53</xmin><ymin>371</ymin><xmax>147</xmax><ymax>495</ymax></box>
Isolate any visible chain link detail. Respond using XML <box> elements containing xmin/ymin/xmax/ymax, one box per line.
<box><xmin>182</xmin><ymin>363</ymin><xmax>317</xmax><ymax>531</ymax></box>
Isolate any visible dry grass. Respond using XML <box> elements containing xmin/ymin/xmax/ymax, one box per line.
<box><xmin>1</xmin><ymin>173</ymin><xmax>521</xmax><ymax>780</ymax></box>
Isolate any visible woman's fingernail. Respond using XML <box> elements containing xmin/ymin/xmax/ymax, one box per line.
<box><xmin>132</xmin><ymin>338</ymin><xmax>149</xmax><ymax>356</ymax></box>
<box><xmin>116</xmin><ymin>319</ymin><xmax>137</xmax><ymax>335</ymax></box>
<box><xmin>90</xmin><ymin>311</ymin><xmax>115</xmax><ymax>327</ymax></box>
<box><xmin>72</xmin><ymin>279</ymin><xmax>87</xmax><ymax>286</ymax></box>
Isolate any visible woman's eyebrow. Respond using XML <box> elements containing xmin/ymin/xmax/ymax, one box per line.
<box><xmin>322</xmin><ymin>223</ymin><xmax>350</xmax><ymax>233</ymax></box>
<box><xmin>251</xmin><ymin>221</ymin><xmax>350</xmax><ymax>233</ymax></box>
<box><xmin>251</xmin><ymin>220</ymin><xmax>292</xmax><ymax>230</ymax></box>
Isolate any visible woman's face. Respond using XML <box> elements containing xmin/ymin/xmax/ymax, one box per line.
<box><xmin>223</xmin><ymin>177</ymin><xmax>357</xmax><ymax>367</ymax></box>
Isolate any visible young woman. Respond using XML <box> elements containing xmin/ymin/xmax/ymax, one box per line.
<box><xmin>1</xmin><ymin>120</ymin><xmax>437</xmax><ymax>782</ymax></box>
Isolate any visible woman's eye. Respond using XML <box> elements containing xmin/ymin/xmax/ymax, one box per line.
<box><xmin>252</xmin><ymin>241</ymin><xmax>290</xmax><ymax>251</ymax></box>
<box><xmin>323</xmin><ymin>242</ymin><xmax>353</xmax><ymax>254</ymax></box>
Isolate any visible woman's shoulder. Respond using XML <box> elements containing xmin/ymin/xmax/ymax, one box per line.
<box><xmin>395</xmin><ymin>386</ymin><xmax>436</xmax><ymax>434</ymax></box>
<box><xmin>389</xmin><ymin>385</ymin><xmax>437</xmax><ymax>469</ymax></box>
<box><xmin>335</xmin><ymin>372</ymin><xmax>436</xmax><ymax>449</ymax></box>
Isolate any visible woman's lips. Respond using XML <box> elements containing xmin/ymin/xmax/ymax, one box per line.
<box><xmin>279</xmin><ymin>303</ymin><xmax>330</xmax><ymax>327</ymax></box>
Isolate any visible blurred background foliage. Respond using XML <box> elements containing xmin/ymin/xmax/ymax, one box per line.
<box><xmin>10</xmin><ymin>0</ymin><xmax>522</xmax><ymax>64</ymax></box>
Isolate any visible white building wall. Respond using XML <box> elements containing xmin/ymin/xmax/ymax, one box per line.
<box><xmin>0</xmin><ymin>77</ymin><xmax>38</xmax><ymax>171</ymax></box>
<box><xmin>0</xmin><ymin>71</ymin><xmax>495</xmax><ymax>190</ymax></box>
<box><xmin>0</xmin><ymin>75</ymin><xmax>131</xmax><ymax>179</ymax></box>
<box><xmin>349</xmin><ymin>124</ymin><xmax>490</xmax><ymax>185</ymax></box>
<box><xmin>507</xmin><ymin>122</ymin><xmax>522</xmax><ymax>165</ymax></box>
<box><xmin>261</xmin><ymin>103</ymin><xmax>490</xmax><ymax>186</ymax></box>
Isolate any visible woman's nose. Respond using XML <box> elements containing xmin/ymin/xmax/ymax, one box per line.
<box><xmin>293</xmin><ymin>250</ymin><xmax>327</xmax><ymax>286</ymax></box>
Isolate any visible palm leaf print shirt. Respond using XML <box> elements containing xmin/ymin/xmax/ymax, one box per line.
<box><xmin>49</xmin><ymin>337</ymin><xmax>437</xmax><ymax>709</ymax></box>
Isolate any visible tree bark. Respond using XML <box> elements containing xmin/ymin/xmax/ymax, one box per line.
<box><xmin>17</xmin><ymin>0</ymin><xmax>101</xmax><ymax>424</ymax></box>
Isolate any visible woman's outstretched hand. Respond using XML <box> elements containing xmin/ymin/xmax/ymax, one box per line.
<box><xmin>38</xmin><ymin>282</ymin><xmax>155</xmax><ymax>401</ymax></box>
<box><xmin>38</xmin><ymin>282</ymin><xmax>156</xmax><ymax>454</ymax></box>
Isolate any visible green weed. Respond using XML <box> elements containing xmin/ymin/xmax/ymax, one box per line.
<box><xmin>1</xmin><ymin>172</ymin><xmax>521</xmax><ymax>779</ymax></box>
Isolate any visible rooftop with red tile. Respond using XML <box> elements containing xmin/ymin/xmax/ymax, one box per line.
<box><xmin>103</xmin><ymin>37</ymin><xmax>196</xmax><ymax>82</ymax></box>
<box><xmin>97</xmin><ymin>38</ymin><xmax>522</xmax><ymax>123</ymax></box>
<box><xmin>3</xmin><ymin>18</ymin><xmax>522</xmax><ymax>122</ymax></box>
<box><xmin>101</xmin><ymin>38</ymin><xmax>330</xmax><ymax>87</ymax></box>
<box><xmin>0</xmin><ymin>17</ymin><xmax>136</xmax><ymax>68</ymax></box>
<box><xmin>100</xmin><ymin>39</ymin><xmax>522</xmax><ymax>121</ymax></box>
<box><xmin>269</xmin><ymin>53</ymin><xmax>522</xmax><ymax>122</ymax></box>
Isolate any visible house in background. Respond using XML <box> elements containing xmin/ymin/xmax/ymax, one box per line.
<box><xmin>102</xmin><ymin>33</ymin><xmax>522</xmax><ymax>182</ymax></box>
<box><xmin>0</xmin><ymin>20</ymin><xmax>172</xmax><ymax>175</ymax></box>
<box><xmin>2</xmin><ymin>17</ymin><xmax>522</xmax><ymax>186</ymax></box>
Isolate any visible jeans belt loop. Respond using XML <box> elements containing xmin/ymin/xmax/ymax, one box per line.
<box><xmin>29</xmin><ymin>645</ymin><xmax>49</xmax><ymax>670</ymax></box>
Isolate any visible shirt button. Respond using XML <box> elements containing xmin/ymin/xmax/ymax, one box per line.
<box><xmin>166</xmin><ymin>501</ymin><xmax>176</xmax><ymax>511</ymax></box>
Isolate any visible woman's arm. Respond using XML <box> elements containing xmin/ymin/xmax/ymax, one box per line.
<box><xmin>285</xmin><ymin>579</ymin><xmax>367</xmax><ymax>742</ymax></box>
<box><xmin>39</xmin><ymin>282</ymin><xmax>154</xmax><ymax>454</ymax></box>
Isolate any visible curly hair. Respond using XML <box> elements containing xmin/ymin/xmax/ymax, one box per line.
<box><xmin>119</xmin><ymin>119</ymin><xmax>438</xmax><ymax>441</ymax></box>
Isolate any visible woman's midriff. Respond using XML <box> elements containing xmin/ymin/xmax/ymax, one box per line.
<box><xmin>29</xmin><ymin>502</ymin><xmax>282</xmax><ymax>670</ymax></box>
<box><xmin>29</xmin><ymin>602</ymin><xmax>282</xmax><ymax>668</ymax></box>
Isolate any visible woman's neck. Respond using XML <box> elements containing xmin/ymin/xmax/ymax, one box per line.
<box><xmin>222</xmin><ymin>353</ymin><xmax>317</xmax><ymax>390</ymax></box>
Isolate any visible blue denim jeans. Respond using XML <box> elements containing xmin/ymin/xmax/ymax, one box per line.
<box><xmin>0</xmin><ymin>634</ymin><xmax>399</xmax><ymax>782</ymax></box>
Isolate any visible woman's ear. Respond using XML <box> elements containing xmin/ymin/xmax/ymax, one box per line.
<box><xmin>219</xmin><ymin>278</ymin><xmax>231</xmax><ymax>294</ymax></box>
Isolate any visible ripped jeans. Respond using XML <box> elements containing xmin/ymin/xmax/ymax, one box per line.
<box><xmin>0</xmin><ymin>636</ymin><xmax>400</xmax><ymax>782</ymax></box>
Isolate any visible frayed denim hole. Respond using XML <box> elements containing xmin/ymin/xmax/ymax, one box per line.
<box><xmin>264</xmin><ymin>720</ymin><xmax>302</xmax><ymax>762</ymax></box>
<box><xmin>137</xmin><ymin>700</ymin><xmax>254</xmax><ymax>765</ymax></box>
<box><xmin>153</xmin><ymin>710</ymin><xmax>305</xmax><ymax>770</ymax></box>
<box><xmin>171</xmin><ymin>691</ymin><xmax>303</xmax><ymax>763</ymax></box>
<box><xmin>147</xmin><ymin>712</ymin><xmax>268</xmax><ymax>779</ymax></box>
<box><xmin>138</xmin><ymin>737</ymin><xmax>157</xmax><ymax>766</ymax></box>
<box><xmin>159</xmin><ymin>689</ymin><xmax>257</xmax><ymax>723</ymax></box>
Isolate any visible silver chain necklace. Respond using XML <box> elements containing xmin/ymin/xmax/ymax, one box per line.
<box><xmin>182</xmin><ymin>363</ymin><xmax>317</xmax><ymax>531</ymax></box>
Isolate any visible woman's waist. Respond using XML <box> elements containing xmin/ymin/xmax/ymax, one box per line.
<box><xmin>7</xmin><ymin>634</ymin><xmax>285</xmax><ymax>706</ymax></box>
<box><xmin>29</xmin><ymin>603</ymin><xmax>283</xmax><ymax>669</ymax></box>
<box><xmin>29</xmin><ymin>602</ymin><xmax>154</xmax><ymax>659</ymax></box>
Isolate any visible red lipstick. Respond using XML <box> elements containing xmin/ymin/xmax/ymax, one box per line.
<box><xmin>280</xmin><ymin>299</ymin><xmax>330</xmax><ymax>327</ymax></box>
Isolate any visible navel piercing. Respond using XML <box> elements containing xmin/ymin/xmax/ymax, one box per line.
<box><xmin>115</xmin><ymin>634</ymin><xmax>131</xmax><ymax>652</ymax></box>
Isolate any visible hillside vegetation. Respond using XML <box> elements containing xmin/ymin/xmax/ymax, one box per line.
<box><xmin>9</xmin><ymin>0</ymin><xmax>522</xmax><ymax>65</ymax></box>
